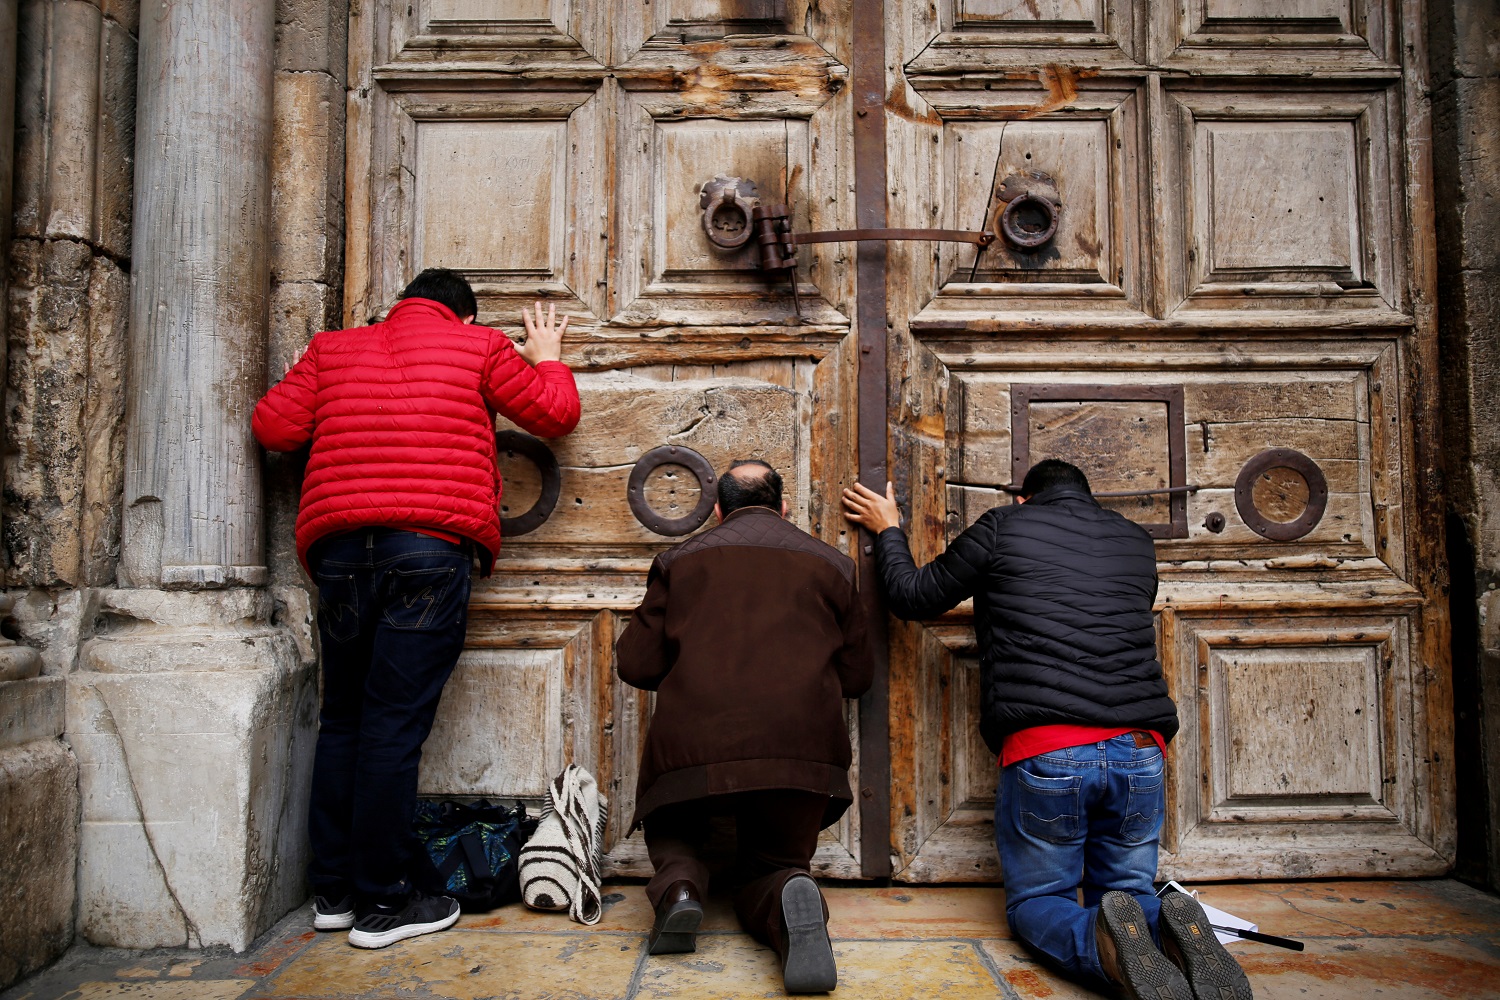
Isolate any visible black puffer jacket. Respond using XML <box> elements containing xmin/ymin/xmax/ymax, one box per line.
<box><xmin>875</xmin><ymin>486</ymin><xmax>1178</xmax><ymax>752</ymax></box>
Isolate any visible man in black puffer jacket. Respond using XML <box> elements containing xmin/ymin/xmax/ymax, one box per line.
<box><xmin>844</xmin><ymin>460</ymin><xmax>1252</xmax><ymax>1000</ymax></box>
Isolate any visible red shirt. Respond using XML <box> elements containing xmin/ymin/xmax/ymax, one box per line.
<box><xmin>1001</xmin><ymin>724</ymin><xmax>1166</xmax><ymax>768</ymax></box>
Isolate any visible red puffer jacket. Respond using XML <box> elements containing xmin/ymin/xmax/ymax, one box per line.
<box><xmin>252</xmin><ymin>297</ymin><xmax>580</xmax><ymax>574</ymax></box>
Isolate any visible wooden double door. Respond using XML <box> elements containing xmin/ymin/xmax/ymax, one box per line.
<box><xmin>345</xmin><ymin>0</ymin><xmax>1452</xmax><ymax>880</ymax></box>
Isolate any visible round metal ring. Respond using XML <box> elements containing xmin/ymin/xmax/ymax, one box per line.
<box><xmin>495</xmin><ymin>430</ymin><xmax>561</xmax><ymax>537</ymax></box>
<box><xmin>997</xmin><ymin>193</ymin><xmax>1060</xmax><ymax>251</ymax></box>
<box><xmin>628</xmin><ymin>445</ymin><xmax>717</xmax><ymax>537</ymax></box>
<box><xmin>1233</xmin><ymin>448</ymin><xmax>1329</xmax><ymax>542</ymax></box>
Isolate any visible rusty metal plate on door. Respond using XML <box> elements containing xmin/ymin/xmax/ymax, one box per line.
<box><xmin>1234</xmin><ymin>448</ymin><xmax>1329</xmax><ymax>541</ymax></box>
<box><xmin>628</xmin><ymin>445</ymin><xmax>718</xmax><ymax>537</ymax></box>
<box><xmin>496</xmin><ymin>430</ymin><xmax>561</xmax><ymax>537</ymax></box>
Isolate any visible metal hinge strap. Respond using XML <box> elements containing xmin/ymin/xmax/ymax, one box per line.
<box><xmin>790</xmin><ymin>228</ymin><xmax>996</xmax><ymax>246</ymax></box>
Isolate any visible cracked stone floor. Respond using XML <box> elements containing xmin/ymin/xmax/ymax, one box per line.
<box><xmin>5</xmin><ymin>880</ymin><xmax>1500</xmax><ymax>999</ymax></box>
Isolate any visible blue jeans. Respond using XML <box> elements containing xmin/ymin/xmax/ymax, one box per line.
<box><xmin>306</xmin><ymin>528</ymin><xmax>473</xmax><ymax>906</ymax></box>
<box><xmin>995</xmin><ymin>733</ymin><xmax>1166</xmax><ymax>989</ymax></box>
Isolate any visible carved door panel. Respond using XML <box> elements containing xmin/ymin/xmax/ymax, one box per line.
<box><xmin>884</xmin><ymin>0</ymin><xmax>1451</xmax><ymax>880</ymax></box>
<box><xmin>346</xmin><ymin>0</ymin><xmax>865</xmax><ymax>876</ymax></box>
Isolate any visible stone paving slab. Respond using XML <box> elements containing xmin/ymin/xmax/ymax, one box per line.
<box><xmin>5</xmin><ymin>881</ymin><xmax>1500</xmax><ymax>1000</ymax></box>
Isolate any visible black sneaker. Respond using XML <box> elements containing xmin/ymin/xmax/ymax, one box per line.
<box><xmin>312</xmin><ymin>894</ymin><xmax>355</xmax><ymax>931</ymax></box>
<box><xmin>1158</xmin><ymin>891</ymin><xmax>1254</xmax><ymax>999</ymax></box>
<box><xmin>1095</xmin><ymin>891</ymin><xmax>1192</xmax><ymax>1000</ymax></box>
<box><xmin>347</xmin><ymin>891</ymin><xmax>460</xmax><ymax>949</ymax></box>
<box><xmin>780</xmin><ymin>875</ymin><xmax>837</xmax><ymax>994</ymax></box>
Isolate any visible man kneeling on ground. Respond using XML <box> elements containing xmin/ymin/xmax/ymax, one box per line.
<box><xmin>843</xmin><ymin>460</ymin><xmax>1252</xmax><ymax>1000</ymax></box>
<box><xmin>616</xmin><ymin>461</ymin><xmax>873</xmax><ymax>994</ymax></box>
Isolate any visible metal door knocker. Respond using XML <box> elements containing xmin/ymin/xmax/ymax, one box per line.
<box><xmin>994</xmin><ymin>171</ymin><xmax>1061</xmax><ymax>251</ymax></box>
<box><xmin>1234</xmin><ymin>448</ymin><xmax>1329</xmax><ymax>541</ymax></box>
<box><xmin>700</xmin><ymin>175</ymin><xmax>761</xmax><ymax>251</ymax></box>
<box><xmin>495</xmin><ymin>430</ymin><xmax>561</xmax><ymax>536</ymax></box>
<box><xmin>628</xmin><ymin>445</ymin><xmax>717</xmax><ymax>536</ymax></box>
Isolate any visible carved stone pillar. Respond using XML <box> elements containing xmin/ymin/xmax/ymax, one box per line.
<box><xmin>65</xmin><ymin>0</ymin><xmax>316</xmax><ymax>951</ymax></box>
<box><xmin>120</xmin><ymin>0</ymin><xmax>273</xmax><ymax>588</ymax></box>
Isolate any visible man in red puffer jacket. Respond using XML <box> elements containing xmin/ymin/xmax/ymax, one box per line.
<box><xmin>253</xmin><ymin>268</ymin><xmax>580</xmax><ymax>949</ymax></box>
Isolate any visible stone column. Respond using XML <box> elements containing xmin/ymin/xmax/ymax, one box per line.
<box><xmin>120</xmin><ymin>0</ymin><xmax>273</xmax><ymax>589</ymax></box>
<box><xmin>63</xmin><ymin>0</ymin><xmax>317</xmax><ymax>951</ymax></box>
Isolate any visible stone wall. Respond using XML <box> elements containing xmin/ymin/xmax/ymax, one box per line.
<box><xmin>0</xmin><ymin>0</ymin><xmax>347</xmax><ymax>976</ymax></box>
<box><xmin>1430</xmin><ymin>0</ymin><xmax>1500</xmax><ymax>887</ymax></box>
<box><xmin>6</xmin><ymin>0</ymin><xmax>134</xmax><ymax>589</ymax></box>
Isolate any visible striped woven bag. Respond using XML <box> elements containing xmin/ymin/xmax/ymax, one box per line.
<box><xmin>518</xmin><ymin>764</ymin><xmax>609</xmax><ymax>924</ymax></box>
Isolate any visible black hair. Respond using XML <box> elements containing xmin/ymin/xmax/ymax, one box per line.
<box><xmin>1020</xmin><ymin>458</ymin><xmax>1090</xmax><ymax>498</ymax></box>
<box><xmin>399</xmin><ymin>267</ymin><xmax>477</xmax><ymax>320</ymax></box>
<box><xmin>717</xmin><ymin>459</ymin><xmax>783</xmax><ymax>515</ymax></box>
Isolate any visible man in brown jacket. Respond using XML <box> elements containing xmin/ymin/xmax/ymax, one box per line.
<box><xmin>616</xmin><ymin>460</ymin><xmax>873</xmax><ymax>994</ymax></box>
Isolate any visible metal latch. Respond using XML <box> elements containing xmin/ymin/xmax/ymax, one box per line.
<box><xmin>699</xmin><ymin>171</ymin><xmax>1002</xmax><ymax>317</ymax></box>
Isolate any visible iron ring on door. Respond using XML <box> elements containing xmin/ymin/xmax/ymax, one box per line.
<box><xmin>496</xmin><ymin>430</ymin><xmax>561</xmax><ymax>537</ymax></box>
<box><xmin>628</xmin><ymin>445</ymin><xmax>717</xmax><ymax>536</ymax></box>
<box><xmin>1233</xmin><ymin>448</ymin><xmax>1329</xmax><ymax>542</ymax></box>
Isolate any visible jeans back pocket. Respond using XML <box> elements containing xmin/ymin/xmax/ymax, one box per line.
<box><xmin>314</xmin><ymin>573</ymin><xmax>361</xmax><ymax>645</ymax></box>
<box><xmin>1015</xmin><ymin>767</ymin><xmax>1083</xmax><ymax>845</ymax></box>
<box><xmin>382</xmin><ymin>565</ymin><xmax>459</xmax><ymax>630</ymax></box>
<box><xmin>1120</xmin><ymin>767</ymin><xmax>1165</xmax><ymax>845</ymax></box>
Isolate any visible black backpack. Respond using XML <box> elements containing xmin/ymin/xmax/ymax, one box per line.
<box><xmin>412</xmin><ymin>799</ymin><xmax>538</xmax><ymax>912</ymax></box>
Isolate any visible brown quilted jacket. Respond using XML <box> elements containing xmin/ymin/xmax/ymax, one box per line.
<box><xmin>616</xmin><ymin>506</ymin><xmax>874</xmax><ymax>829</ymax></box>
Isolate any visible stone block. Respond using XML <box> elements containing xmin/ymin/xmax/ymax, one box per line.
<box><xmin>269</xmin><ymin>280</ymin><xmax>338</xmax><ymax>375</ymax></box>
<box><xmin>98</xmin><ymin>0</ymin><xmax>138</xmax><ymax>36</ymax></box>
<box><xmin>81</xmin><ymin>254</ymin><xmax>128</xmax><ymax>584</ymax></box>
<box><xmin>42</xmin><ymin>0</ymin><xmax>103</xmax><ymax>241</ymax></box>
<box><xmin>271</xmin><ymin>70</ymin><xmax>343</xmax><ymax>282</ymax></box>
<box><xmin>0</xmin><ymin>738</ymin><xmax>79</xmax><ymax>990</ymax></box>
<box><xmin>276</xmin><ymin>0</ymin><xmax>347</xmax><ymax>78</ymax></box>
<box><xmin>0</xmin><ymin>675</ymin><xmax>64</xmax><ymax>748</ymax></box>
<box><xmin>6</xmin><ymin>236</ymin><xmax>91</xmax><ymax>586</ymax></box>
<box><xmin>9</xmin><ymin>587</ymin><xmax>93</xmax><ymax>675</ymax></box>
<box><xmin>12</xmin><ymin>0</ymin><xmax>51</xmax><ymax>239</ymax></box>
<box><xmin>95</xmin><ymin>16</ymin><xmax>137</xmax><ymax>259</ymax></box>
<box><xmin>1450</xmin><ymin>77</ymin><xmax>1500</xmax><ymax>274</ymax></box>
<box><xmin>69</xmin><ymin>620</ymin><xmax>317</xmax><ymax>950</ymax></box>
<box><xmin>5</xmin><ymin>239</ymin><xmax>130</xmax><ymax>588</ymax></box>
<box><xmin>0</xmin><ymin>640</ymin><xmax>42</xmax><ymax>681</ymax></box>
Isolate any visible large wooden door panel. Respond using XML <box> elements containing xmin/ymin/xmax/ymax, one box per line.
<box><xmin>349</xmin><ymin>0</ymin><xmax>864</xmax><ymax>877</ymax></box>
<box><xmin>884</xmin><ymin>0</ymin><xmax>1450</xmax><ymax>882</ymax></box>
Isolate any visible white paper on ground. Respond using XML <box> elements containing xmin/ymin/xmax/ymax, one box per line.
<box><xmin>1156</xmin><ymin>880</ymin><xmax>1258</xmax><ymax>946</ymax></box>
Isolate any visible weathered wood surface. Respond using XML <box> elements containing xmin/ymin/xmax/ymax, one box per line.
<box><xmin>122</xmin><ymin>0</ymin><xmax>275</xmax><ymax>588</ymax></box>
<box><xmin>882</xmin><ymin>0</ymin><xmax>1449</xmax><ymax>883</ymax></box>
<box><xmin>345</xmin><ymin>0</ymin><xmax>1448</xmax><ymax>884</ymax></box>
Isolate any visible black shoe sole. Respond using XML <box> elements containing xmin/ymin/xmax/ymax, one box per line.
<box><xmin>1098</xmin><ymin>891</ymin><xmax>1192</xmax><ymax>1000</ymax></box>
<box><xmin>781</xmin><ymin>876</ymin><xmax>836</xmax><ymax>994</ymax></box>
<box><xmin>1159</xmin><ymin>892</ymin><xmax>1254</xmax><ymax>1000</ymax></box>
<box><xmin>648</xmin><ymin>898</ymin><xmax>704</xmax><ymax>955</ymax></box>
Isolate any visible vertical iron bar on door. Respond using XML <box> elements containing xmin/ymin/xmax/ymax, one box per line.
<box><xmin>852</xmin><ymin>0</ymin><xmax>893</xmax><ymax>880</ymax></box>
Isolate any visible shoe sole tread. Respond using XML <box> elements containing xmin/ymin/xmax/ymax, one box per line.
<box><xmin>1099</xmin><ymin>892</ymin><xmax>1192</xmax><ymax>1000</ymax></box>
<box><xmin>781</xmin><ymin>877</ymin><xmax>836</xmax><ymax>994</ymax></box>
<box><xmin>1159</xmin><ymin>894</ymin><xmax>1254</xmax><ymax>1000</ymax></box>
<box><xmin>648</xmin><ymin>900</ymin><xmax>704</xmax><ymax>955</ymax></box>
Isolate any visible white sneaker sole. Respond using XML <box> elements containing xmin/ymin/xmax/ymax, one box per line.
<box><xmin>313</xmin><ymin>910</ymin><xmax>355</xmax><ymax>931</ymax></box>
<box><xmin>347</xmin><ymin>908</ymin><xmax>460</xmax><ymax>949</ymax></box>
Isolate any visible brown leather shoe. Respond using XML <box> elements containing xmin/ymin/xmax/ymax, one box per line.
<box><xmin>648</xmin><ymin>881</ymin><xmax>704</xmax><ymax>955</ymax></box>
<box><xmin>1095</xmin><ymin>891</ymin><xmax>1192</xmax><ymax>1000</ymax></box>
<box><xmin>1158</xmin><ymin>891</ymin><xmax>1254</xmax><ymax>999</ymax></box>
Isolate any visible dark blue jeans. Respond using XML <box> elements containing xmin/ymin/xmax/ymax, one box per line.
<box><xmin>995</xmin><ymin>733</ymin><xmax>1166</xmax><ymax>989</ymax></box>
<box><xmin>306</xmin><ymin>528</ymin><xmax>473</xmax><ymax>907</ymax></box>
